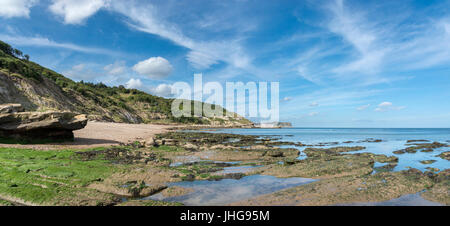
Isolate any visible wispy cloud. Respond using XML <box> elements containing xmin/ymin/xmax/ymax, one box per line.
<box><xmin>390</xmin><ymin>17</ymin><xmax>450</xmax><ymax>70</ymax></box>
<box><xmin>272</xmin><ymin>0</ymin><xmax>450</xmax><ymax>89</ymax></box>
<box><xmin>63</xmin><ymin>63</ymin><xmax>98</xmax><ymax>81</ymax></box>
<box><xmin>326</xmin><ymin>0</ymin><xmax>387</xmax><ymax>75</ymax></box>
<box><xmin>104</xmin><ymin>61</ymin><xmax>127</xmax><ymax>76</ymax></box>
<box><xmin>324</xmin><ymin>0</ymin><xmax>450</xmax><ymax>76</ymax></box>
<box><xmin>64</xmin><ymin>62</ymin><xmax>131</xmax><ymax>85</ymax></box>
<box><xmin>356</xmin><ymin>104</ymin><xmax>370</xmax><ymax>111</ymax></box>
<box><xmin>0</xmin><ymin>34</ymin><xmax>120</xmax><ymax>55</ymax></box>
<box><xmin>281</xmin><ymin>86</ymin><xmax>383</xmax><ymax>118</ymax></box>
<box><xmin>110</xmin><ymin>1</ymin><xmax>252</xmax><ymax>71</ymax></box>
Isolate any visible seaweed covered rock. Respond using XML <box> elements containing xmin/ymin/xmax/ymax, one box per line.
<box><xmin>437</xmin><ymin>151</ymin><xmax>450</xmax><ymax>161</ymax></box>
<box><xmin>393</xmin><ymin>141</ymin><xmax>447</xmax><ymax>155</ymax></box>
<box><xmin>0</xmin><ymin>105</ymin><xmax>87</xmax><ymax>141</ymax></box>
<box><xmin>264</xmin><ymin>150</ymin><xmax>284</xmax><ymax>157</ymax></box>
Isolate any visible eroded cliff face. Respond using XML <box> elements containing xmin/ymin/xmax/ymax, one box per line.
<box><xmin>0</xmin><ymin>71</ymin><xmax>158</xmax><ymax>123</ymax></box>
<box><xmin>0</xmin><ymin>73</ymin><xmax>37</xmax><ymax>110</ymax></box>
<box><xmin>0</xmin><ymin>72</ymin><xmax>78</xmax><ymax>112</ymax></box>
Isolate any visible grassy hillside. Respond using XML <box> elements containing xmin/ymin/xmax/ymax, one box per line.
<box><xmin>0</xmin><ymin>41</ymin><xmax>252</xmax><ymax>126</ymax></box>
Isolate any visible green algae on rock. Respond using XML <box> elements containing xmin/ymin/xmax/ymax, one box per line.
<box><xmin>253</xmin><ymin>146</ymin><xmax>397</xmax><ymax>179</ymax></box>
<box><xmin>0</xmin><ymin>147</ymin><xmax>121</xmax><ymax>206</ymax></box>
<box><xmin>421</xmin><ymin>169</ymin><xmax>450</xmax><ymax>205</ymax></box>
<box><xmin>437</xmin><ymin>151</ymin><xmax>450</xmax><ymax>161</ymax></box>
<box><xmin>393</xmin><ymin>142</ymin><xmax>447</xmax><ymax>155</ymax></box>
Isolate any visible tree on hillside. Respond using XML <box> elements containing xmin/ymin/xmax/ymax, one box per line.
<box><xmin>14</xmin><ymin>49</ymin><xmax>23</xmax><ymax>58</ymax></box>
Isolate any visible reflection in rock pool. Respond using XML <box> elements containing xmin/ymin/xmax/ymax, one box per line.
<box><xmin>146</xmin><ymin>175</ymin><xmax>316</xmax><ymax>206</ymax></box>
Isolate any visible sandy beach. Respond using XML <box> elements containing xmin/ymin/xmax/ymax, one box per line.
<box><xmin>0</xmin><ymin>122</ymin><xmax>176</xmax><ymax>150</ymax></box>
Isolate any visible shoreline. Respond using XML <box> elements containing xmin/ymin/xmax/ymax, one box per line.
<box><xmin>0</xmin><ymin>121</ymin><xmax>258</xmax><ymax>150</ymax></box>
<box><xmin>0</xmin><ymin>122</ymin><xmax>178</xmax><ymax>150</ymax></box>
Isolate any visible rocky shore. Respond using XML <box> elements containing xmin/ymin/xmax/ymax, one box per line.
<box><xmin>0</xmin><ymin>129</ymin><xmax>448</xmax><ymax>206</ymax></box>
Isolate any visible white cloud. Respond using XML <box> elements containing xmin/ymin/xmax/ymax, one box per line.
<box><xmin>132</xmin><ymin>57</ymin><xmax>173</xmax><ymax>79</ymax></box>
<box><xmin>0</xmin><ymin>0</ymin><xmax>37</xmax><ymax>18</ymax></box>
<box><xmin>357</xmin><ymin>104</ymin><xmax>370</xmax><ymax>111</ymax></box>
<box><xmin>104</xmin><ymin>61</ymin><xmax>127</xmax><ymax>76</ymax></box>
<box><xmin>125</xmin><ymin>78</ymin><xmax>143</xmax><ymax>89</ymax></box>
<box><xmin>308</xmin><ymin>112</ymin><xmax>319</xmax><ymax>117</ymax></box>
<box><xmin>375</xmin><ymin>102</ymin><xmax>405</xmax><ymax>112</ymax></box>
<box><xmin>49</xmin><ymin>0</ymin><xmax>109</xmax><ymax>24</ymax></box>
<box><xmin>149</xmin><ymin>84</ymin><xmax>174</xmax><ymax>97</ymax></box>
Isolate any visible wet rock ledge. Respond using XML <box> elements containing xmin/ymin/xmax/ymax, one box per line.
<box><xmin>0</xmin><ymin>103</ymin><xmax>87</xmax><ymax>142</ymax></box>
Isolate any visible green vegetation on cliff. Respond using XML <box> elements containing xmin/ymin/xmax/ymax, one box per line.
<box><xmin>0</xmin><ymin>40</ymin><xmax>252</xmax><ymax>126</ymax></box>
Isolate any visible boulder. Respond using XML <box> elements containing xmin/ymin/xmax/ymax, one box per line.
<box><xmin>0</xmin><ymin>109</ymin><xmax>87</xmax><ymax>141</ymax></box>
<box><xmin>145</xmin><ymin>137</ymin><xmax>155</xmax><ymax>147</ymax></box>
<box><xmin>183</xmin><ymin>143</ymin><xmax>198</xmax><ymax>150</ymax></box>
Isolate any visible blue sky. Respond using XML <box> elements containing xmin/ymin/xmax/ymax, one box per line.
<box><xmin>1</xmin><ymin>0</ymin><xmax>450</xmax><ymax>128</ymax></box>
